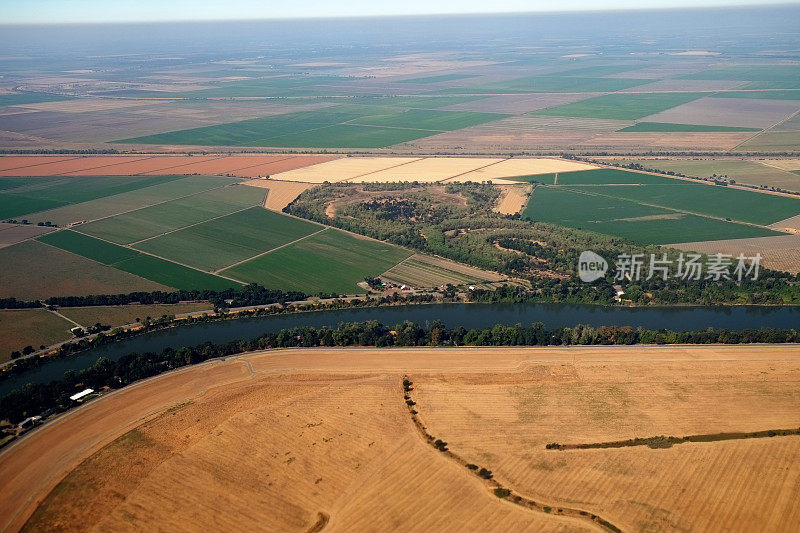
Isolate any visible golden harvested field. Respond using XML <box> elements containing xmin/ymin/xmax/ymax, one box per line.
<box><xmin>242</xmin><ymin>179</ymin><xmax>314</xmax><ymax>210</ymax></box>
<box><xmin>355</xmin><ymin>157</ymin><xmax>503</xmax><ymax>182</ymax></box>
<box><xmin>494</xmin><ymin>184</ymin><xmax>532</xmax><ymax>215</ymax></box>
<box><xmin>449</xmin><ymin>158</ymin><xmax>597</xmax><ymax>182</ymax></box>
<box><xmin>57</xmin><ymin>302</ymin><xmax>212</xmax><ymax>328</ymax></box>
<box><xmin>672</xmin><ymin>233</ymin><xmax>800</xmax><ymax>274</ymax></box>
<box><xmin>271</xmin><ymin>157</ymin><xmax>421</xmax><ymax>182</ymax></box>
<box><xmin>3</xmin><ymin>345</ymin><xmax>799</xmax><ymax>533</ymax></box>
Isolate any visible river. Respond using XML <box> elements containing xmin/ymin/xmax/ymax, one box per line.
<box><xmin>2</xmin><ymin>302</ymin><xmax>798</xmax><ymax>397</ymax></box>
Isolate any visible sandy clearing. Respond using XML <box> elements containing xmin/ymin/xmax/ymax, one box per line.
<box><xmin>449</xmin><ymin>158</ymin><xmax>598</xmax><ymax>182</ymax></box>
<box><xmin>4</xmin><ymin>345</ymin><xmax>799</xmax><ymax>532</ymax></box>
<box><xmin>270</xmin><ymin>157</ymin><xmax>421</xmax><ymax>182</ymax></box>
<box><xmin>641</xmin><ymin>97</ymin><xmax>800</xmax><ymax>129</ymax></box>
<box><xmin>356</xmin><ymin>157</ymin><xmax>504</xmax><ymax>182</ymax></box>
<box><xmin>243</xmin><ymin>179</ymin><xmax>314</xmax><ymax>210</ymax></box>
<box><xmin>494</xmin><ymin>183</ymin><xmax>532</xmax><ymax>215</ymax></box>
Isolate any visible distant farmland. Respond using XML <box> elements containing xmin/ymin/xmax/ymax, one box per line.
<box><xmin>531</xmin><ymin>93</ymin><xmax>707</xmax><ymax>120</ymax></box>
<box><xmin>116</xmin><ymin>105</ymin><xmax>507</xmax><ymax>148</ymax></box>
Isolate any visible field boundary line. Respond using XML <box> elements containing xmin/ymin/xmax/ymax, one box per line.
<box><xmin>548</xmin><ymin>183</ymin><xmax>789</xmax><ymax>230</ymax></box>
<box><xmin>342</xmin><ymin>157</ymin><xmax>425</xmax><ymax>182</ymax></box>
<box><xmin>730</xmin><ymin>107</ymin><xmax>800</xmax><ymax>152</ymax></box>
<box><xmin>68</xmin><ymin>229</ymin><xmax>247</xmax><ymax>286</ymax></box>
<box><xmin>137</xmin><ymin>155</ymin><xmax>225</xmax><ymax>175</ymax></box>
<box><xmin>60</xmin><ymin>156</ymin><xmax>155</xmax><ymax>175</ymax></box>
<box><xmin>72</xmin><ymin>179</ymin><xmax>242</xmax><ymax>226</ymax></box>
<box><xmin>126</xmin><ymin>203</ymin><xmax>264</xmax><ymax>246</ymax></box>
<box><xmin>47</xmin><ymin>308</ymin><xmax>84</xmax><ymax>328</ymax></box>
<box><xmin>438</xmin><ymin>157</ymin><xmax>510</xmax><ymax>183</ymax></box>
<box><xmin>0</xmin><ymin>156</ymin><xmax>82</xmax><ymax>173</ymax></box>
<box><xmin>215</xmin><ymin>227</ymin><xmax>330</xmax><ymax>274</ymax></box>
<box><xmin>403</xmin><ymin>376</ymin><xmax>619</xmax><ymax>532</ymax></box>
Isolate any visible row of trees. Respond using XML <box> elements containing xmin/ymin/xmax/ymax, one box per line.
<box><xmin>3</xmin><ymin>320</ymin><xmax>798</xmax><ymax>424</ymax></box>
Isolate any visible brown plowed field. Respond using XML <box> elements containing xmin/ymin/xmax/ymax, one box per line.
<box><xmin>2</xmin><ymin>345</ymin><xmax>799</xmax><ymax>532</ymax></box>
<box><xmin>0</xmin><ymin>155</ymin><xmax>338</xmax><ymax>178</ymax></box>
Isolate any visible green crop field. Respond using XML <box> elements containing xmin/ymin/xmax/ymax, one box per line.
<box><xmin>223</xmin><ymin>228</ymin><xmax>413</xmax><ymax>294</ymax></box>
<box><xmin>116</xmin><ymin>104</ymin><xmax>504</xmax><ymax>148</ymax></box>
<box><xmin>563</xmin><ymin>182</ymin><xmax>800</xmax><ymax>225</ymax></box>
<box><xmin>350</xmin><ymin>108</ymin><xmax>506</xmax><ymax>130</ymax></box>
<box><xmin>133</xmin><ymin>207</ymin><xmax>322</xmax><ymax>271</ymax></box>
<box><xmin>433</xmin><ymin>75</ymin><xmax>647</xmax><ymax>94</ymax></box>
<box><xmin>738</xmin><ymin>131</ymin><xmax>800</xmax><ymax>151</ymax></box>
<box><xmin>682</xmin><ymin>65</ymin><xmax>800</xmax><ymax>84</ymax></box>
<box><xmin>80</xmin><ymin>185</ymin><xmax>265</xmax><ymax>244</ymax></box>
<box><xmin>20</xmin><ymin>176</ymin><xmax>238</xmax><ymax>226</ymax></box>
<box><xmin>531</xmin><ymin>93</ymin><xmax>707</xmax><ymax>120</ymax></box>
<box><xmin>0</xmin><ymin>92</ymin><xmax>73</xmax><ymax>106</ymax></box>
<box><xmin>0</xmin><ymin>175</ymin><xmax>187</xmax><ymax>219</ymax></box>
<box><xmin>711</xmin><ymin>90</ymin><xmax>800</xmax><ymax>100</ymax></box>
<box><xmin>620</xmin><ymin>122</ymin><xmax>760</xmax><ymax>132</ymax></box>
<box><xmin>607</xmin><ymin>159</ymin><xmax>800</xmax><ymax>191</ymax></box>
<box><xmin>511</xmin><ymin>168</ymin><xmax>673</xmax><ymax>185</ymax></box>
<box><xmin>523</xmin><ymin>186</ymin><xmax>783</xmax><ymax>244</ymax></box>
<box><xmin>38</xmin><ymin>230</ymin><xmax>238</xmax><ymax>291</ymax></box>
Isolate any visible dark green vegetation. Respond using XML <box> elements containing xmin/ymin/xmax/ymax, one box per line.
<box><xmin>546</xmin><ymin>427</ymin><xmax>800</xmax><ymax>451</ymax></box>
<box><xmin>3</xmin><ymin>319</ymin><xmax>798</xmax><ymax>424</ymax></box>
<box><xmin>133</xmin><ymin>207</ymin><xmax>323</xmax><ymax>271</ymax></box>
<box><xmin>116</xmin><ymin>104</ymin><xmax>506</xmax><ymax>148</ymax></box>
<box><xmin>620</xmin><ymin>122</ymin><xmax>760</xmax><ymax>132</ymax></box>
<box><xmin>0</xmin><ymin>92</ymin><xmax>73</xmax><ymax>106</ymax></box>
<box><xmin>37</xmin><ymin>230</ymin><xmax>238</xmax><ymax>291</ymax></box>
<box><xmin>79</xmin><ymin>185</ymin><xmax>266</xmax><ymax>244</ymax></box>
<box><xmin>288</xmin><ymin>180</ymin><xmax>800</xmax><ymax>305</ymax></box>
<box><xmin>0</xmin><ymin>175</ymin><xmax>184</xmax><ymax>219</ymax></box>
<box><xmin>223</xmin><ymin>228</ymin><xmax>412</xmax><ymax>294</ymax></box>
<box><xmin>531</xmin><ymin>93</ymin><xmax>706</xmax><ymax>120</ymax></box>
<box><xmin>523</xmin><ymin>186</ymin><xmax>780</xmax><ymax>244</ymax></box>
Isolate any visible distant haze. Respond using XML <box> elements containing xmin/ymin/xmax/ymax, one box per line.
<box><xmin>2</xmin><ymin>0</ymin><xmax>798</xmax><ymax>24</ymax></box>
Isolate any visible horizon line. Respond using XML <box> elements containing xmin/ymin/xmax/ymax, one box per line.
<box><xmin>2</xmin><ymin>2</ymin><xmax>798</xmax><ymax>27</ymax></box>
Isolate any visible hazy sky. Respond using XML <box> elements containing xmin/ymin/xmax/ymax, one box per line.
<box><xmin>2</xmin><ymin>0</ymin><xmax>796</xmax><ymax>24</ymax></box>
